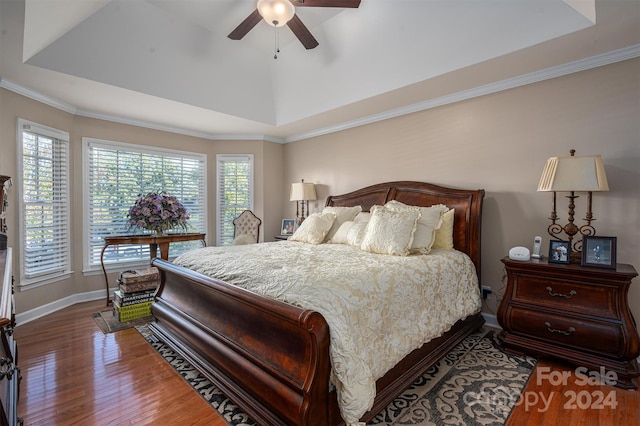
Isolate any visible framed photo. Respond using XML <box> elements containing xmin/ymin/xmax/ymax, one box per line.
<box><xmin>548</xmin><ymin>240</ymin><xmax>570</xmax><ymax>264</ymax></box>
<box><xmin>281</xmin><ymin>219</ymin><xmax>296</xmax><ymax>235</ymax></box>
<box><xmin>582</xmin><ymin>236</ymin><xmax>617</xmax><ymax>269</ymax></box>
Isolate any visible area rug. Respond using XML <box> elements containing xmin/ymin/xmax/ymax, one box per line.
<box><xmin>92</xmin><ymin>309</ymin><xmax>152</xmax><ymax>333</ymax></box>
<box><xmin>136</xmin><ymin>325</ymin><xmax>536</xmax><ymax>426</ymax></box>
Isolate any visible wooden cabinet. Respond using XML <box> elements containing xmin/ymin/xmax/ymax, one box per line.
<box><xmin>497</xmin><ymin>257</ymin><xmax>639</xmax><ymax>389</ymax></box>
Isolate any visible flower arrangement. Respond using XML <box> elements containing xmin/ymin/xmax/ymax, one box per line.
<box><xmin>127</xmin><ymin>191</ymin><xmax>190</xmax><ymax>234</ymax></box>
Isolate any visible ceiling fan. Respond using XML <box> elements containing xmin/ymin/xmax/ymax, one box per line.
<box><xmin>228</xmin><ymin>0</ymin><xmax>361</xmax><ymax>50</ymax></box>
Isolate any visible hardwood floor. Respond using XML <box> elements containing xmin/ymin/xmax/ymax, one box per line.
<box><xmin>14</xmin><ymin>300</ymin><xmax>640</xmax><ymax>425</ymax></box>
<box><xmin>15</xmin><ymin>300</ymin><xmax>226</xmax><ymax>426</ymax></box>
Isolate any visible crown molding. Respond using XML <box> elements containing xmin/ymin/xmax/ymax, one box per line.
<box><xmin>0</xmin><ymin>77</ymin><xmax>78</xmax><ymax>114</ymax></box>
<box><xmin>3</xmin><ymin>44</ymin><xmax>638</xmax><ymax>144</ymax></box>
<box><xmin>283</xmin><ymin>44</ymin><xmax>640</xmax><ymax>143</ymax></box>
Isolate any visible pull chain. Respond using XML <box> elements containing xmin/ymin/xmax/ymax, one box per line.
<box><xmin>273</xmin><ymin>20</ymin><xmax>281</xmax><ymax>59</ymax></box>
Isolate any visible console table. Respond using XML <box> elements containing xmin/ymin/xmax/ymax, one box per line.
<box><xmin>100</xmin><ymin>233</ymin><xmax>206</xmax><ymax>305</ymax></box>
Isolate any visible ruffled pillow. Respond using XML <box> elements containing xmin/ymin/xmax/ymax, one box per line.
<box><xmin>360</xmin><ymin>205</ymin><xmax>420</xmax><ymax>256</ymax></box>
<box><xmin>289</xmin><ymin>212</ymin><xmax>337</xmax><ymax>244</ymax></box>
<box><xmin>384</xmin><ymin>200</ymin><xmax>448</xmax><ymax>254</ymax></box>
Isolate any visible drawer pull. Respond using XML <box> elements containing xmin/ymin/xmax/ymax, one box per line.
<box><xmin>546</xmin><ymin>286</ymin><xmax>577</xmax><ymax>299</ymax></box>
<box><xmin>545</xmin><ymin>321</ymin><xmax>575</xmax><ymax>336</ymax></box>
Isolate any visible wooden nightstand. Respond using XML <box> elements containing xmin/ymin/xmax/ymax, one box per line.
<box><xmin>274</xmin><ymin>235</ymin><xmax>290</xmax><ymax>241</ymax></box>
<box><xmin>497</xmin><ymin>257</ymin><xmax>639</xmax><ymax>389</ymax></box>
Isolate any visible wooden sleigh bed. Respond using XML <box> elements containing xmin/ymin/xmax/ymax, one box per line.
<box><xmin>149</xmin><ymin>181</ymin><xmax>485</xmax><ymax>425</ymax></box>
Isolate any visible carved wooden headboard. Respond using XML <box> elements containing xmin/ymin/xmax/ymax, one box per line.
<box><xmin>325</xmin><ymin>181</ymin><xmax>485</xmax><ymax>281</ymax></box>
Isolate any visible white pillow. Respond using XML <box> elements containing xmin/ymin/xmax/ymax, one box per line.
<box><xmin>346</xmin><ymin>221</ymin><xmax>368</xmax><ymax>247</ymax></box>
<box><xmin>289</xmin><ymin>212</ymin><xmax>336</xmax><ymax>245</ymax></box>
<box><xmin>327</xmin><ymin>221</ymin><xmax>353</xmax><ymax>244</ymax></box>
<box><xmin>433</xmin><ymin>208</ymin><xmax>455</xmax><ymax>250</ymax></box>
<box><xmin>360</xmin><ymin>205</ymin><xmax>420</xmax><ymax>256</ymax></box>
<box><xmin>322</xmin><ymin>206</ymin><xmax>362</xmax><ymax>242</ymax></box>
<box><xmin>353</xmin><ymin>212</ymin><xmax>371</xmax><ymax>223</ymax></box>
<box><xmin>384</xmin><ymin>200</ymin><xmax>448</xmax><ymax>254</ymax></box>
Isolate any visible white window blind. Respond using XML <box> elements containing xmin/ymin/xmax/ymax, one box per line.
<box><xmin>217</xmin><ymin>155</ymin><xmax>253</xmax><ymax>246</ymax></box>
<box><xmin>84</xmin><ymin>138</ymin><xmax>206</xmax><ymax>270</ymax></box>
<box><xmin>18</xmin><ymin>119</ymin><xmax>71</xmax><ymax>286</ymax></box>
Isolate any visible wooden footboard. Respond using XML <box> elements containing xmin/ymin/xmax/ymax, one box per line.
<box><xmin>149</xmin><ymin>259</ymin><xmax>332</xmax><ymax>425</ymax></box>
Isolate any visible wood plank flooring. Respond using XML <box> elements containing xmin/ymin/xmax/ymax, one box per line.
<box><xmin>15</xmin><ymin>300</ymin><xmax>225</xmax><ymax>426</ymax></box>
<box><xmin>14</xmin><ymin>300</ymin><xmax>640</xmax><ymax>425</ymax></box>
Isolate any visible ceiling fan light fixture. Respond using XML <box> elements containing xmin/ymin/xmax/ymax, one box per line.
<box><xmin>257</xmin><ymin>0</ymin><xmax>295</xmax><ymax>27</ymax></box>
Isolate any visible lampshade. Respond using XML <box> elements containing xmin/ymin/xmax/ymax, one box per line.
<box><xmin>257</xmin><ymin>0</ymin><xmax>295</xmax><ymax>27</ymax></box>
<box><xmin>537</xmin><ymin>154</ymin><xmax>609</xmax><ymax>192</ymax></box>
<box><xmin>290</xmin><ymin>181</ymin><xmax>317</xmax><ymax>201</ymax></box>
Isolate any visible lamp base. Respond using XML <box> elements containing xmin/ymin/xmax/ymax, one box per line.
<box><xmin>570</xmin><ymin>251</ymin><xmax>582</xmax><ymax>264</ymax></box>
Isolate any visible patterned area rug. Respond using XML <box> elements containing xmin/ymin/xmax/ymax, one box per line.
<box><xmin>136</xmin><ymin>325</ymin><xmax>536</xmax><ymax>426</ymax></box>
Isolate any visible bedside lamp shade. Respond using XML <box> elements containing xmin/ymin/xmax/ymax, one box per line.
<box><xmin>537</xmin><ymin>154</ymin><xmax>609</xmax><ymax>192</ymax></box>
<box><xmin>290</xmin><ymin>181</ymin><xmax>317</xmax><ymax>202</ymax></box>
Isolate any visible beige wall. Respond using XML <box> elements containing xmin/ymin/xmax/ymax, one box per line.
<box><xmin>1</xmin><ymin>58</ymin><xmax>638</xmax><ymax>323</ymax></box>
<box><xmin>0</xmin><ymin>88</ymin><xmax>283</xmax><ymax>313</ymax></box>
<box><xmin>284</xmin><ymin>58</ymin><xmax>640</xmax><ymax>322</ymax></box>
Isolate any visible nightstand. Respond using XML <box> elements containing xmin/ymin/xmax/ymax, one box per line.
<box><xmin>274</xmin><ymin>235</ymin><xmax>289</xmax><ymax>241</ymax></box>
<box><xmin>497</xmin><ymin>257</ymin><xmax>639</xmax><ymax>389</ymax></box>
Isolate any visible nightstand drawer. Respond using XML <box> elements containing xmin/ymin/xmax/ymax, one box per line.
<box><xmin>506</xmin><ymin>306</ymin><xmax>625</xmax><ymax>357</ymax></box>
<box><xmin>512</xmin><ymin>274</ymin><xmax>618</xmax><ymax>319</ymax></box>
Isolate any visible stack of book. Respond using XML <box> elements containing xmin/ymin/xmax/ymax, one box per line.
<box><xmin>112</xmin><ymin>267</ymin><xmax>160</xmax><ymax>322</ymax></box>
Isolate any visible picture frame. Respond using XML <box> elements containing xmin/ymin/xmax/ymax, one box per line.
<box><xmin>581</xmin><ymin>236</ymin><xmax>617</xmax><ymax>269</ymax></box>
<box><xmin>548</xmin><ymin>240</ymin><xmax>570</xmax><ymax>264</ymax></box>
<box><xmin>281</xmin><ymin>219</ymin><xmax>296</xmax><ymax>235</ymax></box>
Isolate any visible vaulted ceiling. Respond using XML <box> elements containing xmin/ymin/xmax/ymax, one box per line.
<box><xmin>1</xmin><ymin>0</ymin><xmax>639</xmax><ymax>142</ymax></box>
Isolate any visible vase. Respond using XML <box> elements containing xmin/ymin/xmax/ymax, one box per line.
<box><xmin>155</xmin><ymin>229</ymin><xmax>164</xmax><ymax>237</ymax></box>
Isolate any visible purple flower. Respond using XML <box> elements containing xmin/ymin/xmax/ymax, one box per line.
<box><xmin>126</xmin><ymin>191</ymin><xmax>190</xmax><ymax>233</ymax></box>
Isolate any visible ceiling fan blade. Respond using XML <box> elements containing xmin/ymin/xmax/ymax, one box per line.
<box><xmin>287</xmin><ymin>14</ymin><xmax>319</xmax><ymax>49</ymax></box>
<box><xmin>292</xmin><ymin>0</ymin><xmax>360</xmax><ymax>7</ymax></box>
<box><xmin>228</xmin><ymin>9</ymin><xmax>262</xmax><ymax>40</ymax></box>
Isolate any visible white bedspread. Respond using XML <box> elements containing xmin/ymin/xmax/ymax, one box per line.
<box><xmin>173</xmin><ymin>241</ymin><xmax>481</xmax><ymax>424</ymax></box>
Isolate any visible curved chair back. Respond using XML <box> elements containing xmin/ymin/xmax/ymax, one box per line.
<box><xmin>232</xmin><ymin>210</ymin><xmax>262</xmax><ymax>244</ymax></box>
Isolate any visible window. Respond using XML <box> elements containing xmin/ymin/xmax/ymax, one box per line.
<box><xmin>18</xmin><ymin>119</ymin><xmax>71</xmax><ymax>287</ymax></box>
<box><xmin>84</xmin><ymin>138</ymin><xmax>206</xmax><ymax>271</ymax></box>
<box><xmin>217</xmin><ymin>155</ymin><xmax>253</xmax><ymax>246</ymax></box>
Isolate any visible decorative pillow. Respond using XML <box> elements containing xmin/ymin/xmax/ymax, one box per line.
<box><xmin>360</xmin><ymin>205</ymin><xmax>420</xmax><ymax>256</ymax></box>
<box><xmin>233</xmin><ymin>234</ymin><xmax>258</xmax><ymax>245</ymax></box>
<box><xmin>433</xmin><ymin>208</ymin><xmax>455</xmax><ymax>250</ymax></box>
<box><xmin>327</xmin><ymin>221</ymin><xmax>354</xmax><ymax>244</ymax></box>
<box><xmin>384</xmin><ymin>200</ymin><xmax>448</xmax><ymax>254</ymax></box>
<box><xmin>322</xmin><ymin>206</ymin><xmax>362</xmax><ymax>242</ymax></box>
<box><xmin>289</xmin><ymin>212</ymin><xmax>336</xmax><ymax>244</ymax></box>
<box><xmin>353</xmin><ymin>212</ymin><xmax>371</xmax><ymax>223</ymax></box>
<box><xmin>346</xmin><ymin>221</ymin><xmax>368</xmax><ymax>247</ymax></box>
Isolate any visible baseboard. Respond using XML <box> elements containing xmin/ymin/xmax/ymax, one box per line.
<box><xmin>15</xmin><ymin>288</ymin><xmax>114</xmax><ymax>326</ymax></box>
<box><xmin>481</xmin><ymin>312</ymin><xmax>501</xmax><ymax>330</ymax></box>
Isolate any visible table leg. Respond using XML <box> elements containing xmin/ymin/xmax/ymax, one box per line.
<box><xmin>100</xmin><ymin>243</ymin><xmax>110</xmax><ymax>306</ymax></box>
<box><xmin>150</xmin><ymin>243</ymin><xmax>158</xmax><ymax>259</ymax></box>
<box><xmin>158</xmin><ymin>242</ymin><xmax>170</xmax><ymax>260</ymax></box>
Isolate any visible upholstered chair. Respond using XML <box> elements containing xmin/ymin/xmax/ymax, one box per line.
<box><xmin>232</xmin><ymin>210</ymin><xmax>262</xmax><ymax>245</ymax></box>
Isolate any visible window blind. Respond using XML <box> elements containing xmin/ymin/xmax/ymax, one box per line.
<box><xmin>84</xmin><ymin>138</ymin><xmax>206</xmax><ymax>270</ymax></box>
<box><xmin>216</xmin><ymin>155</ymin><xmax>253</xmax><ymax>246</ymax></box>
<box><xmin>19</xmin><ymin>120</ymin><xmax>71</xmax><ymax>284</ymax></box>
